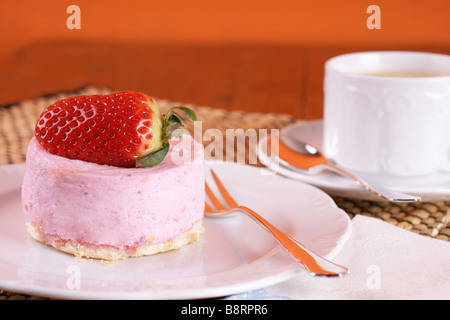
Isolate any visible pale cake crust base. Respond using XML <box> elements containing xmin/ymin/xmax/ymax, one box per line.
<box><xmin>25</xmin><ymin>220</ymin><xmax>204</xmax><ymax>261</ymax></box>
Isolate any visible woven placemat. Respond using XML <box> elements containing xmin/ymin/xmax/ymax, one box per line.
<box><xmin>1</xmin><ymin>85</ymin><xmax>449</xmax><ymax>300</ymax></box>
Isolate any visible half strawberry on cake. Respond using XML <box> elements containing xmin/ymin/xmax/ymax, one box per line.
<box><xmin>21</xmin><ymin>91</ymin><xmax>204</xmax><ymax>261</ymax></box>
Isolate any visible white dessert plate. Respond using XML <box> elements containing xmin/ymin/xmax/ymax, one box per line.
<box><xmin>0</xmin><ymin>160</ymin><xmax>351</xmax><ymax>300</ymax></box>
<box><xmin>258</xmin><ymin>120</ymin><xmax>450</xmax><ymax>202</ymax></box>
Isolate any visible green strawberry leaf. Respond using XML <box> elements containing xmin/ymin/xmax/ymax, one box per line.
<box><xmin>162</xmin><ymin>105</ymin><xmax>197</xmax><ymax>141</ymax></box>
<box><xmin>135</xmin><ymin>106</ymin><xmax>196</xmax><ymax>168</ymax></box>
<box><xmin>175</xmin><ymin>106</ymin><xmax>197</xmax><ymax>121</ymax></box>
<box><xmin>135</xmin><ymin>144</ymin><xmax>170</xmax><ymax>168</ymax></box>
<box><xmin>165</xmin><ymin>106</ymin><xmax>197</xmax><ymax>125</ymax></box>
<box><xmin>164</xmin><ymin>122</ymin><xmax>185</xmax><ymax>140</ymax></box>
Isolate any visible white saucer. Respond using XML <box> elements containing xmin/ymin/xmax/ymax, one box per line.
<box><xmin>258</xmin><ymin>120</ymin><xmax>450</xmax><ymax>202</ymax></box>
<box><xmin>0</xmin><ymin>161</ymin><xmax>351</xmax><ymax>300</ymax></box>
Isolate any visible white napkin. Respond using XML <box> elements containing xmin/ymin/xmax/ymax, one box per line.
<box><xmin>228</xmin><ymin>215</ymin><xmax>450</xmax><ymax>300</ymax></box>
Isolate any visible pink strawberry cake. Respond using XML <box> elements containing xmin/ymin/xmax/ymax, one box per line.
<box><xmin>22</xmin><ymin>134</ymin><xmax>205</xmax><ymax>261</ymax></box>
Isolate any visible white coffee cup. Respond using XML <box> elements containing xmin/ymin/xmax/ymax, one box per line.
<box><xmin>323</xmin><ymin>51</ymin><xmax>450</xmax><ymax>177</ymax></box>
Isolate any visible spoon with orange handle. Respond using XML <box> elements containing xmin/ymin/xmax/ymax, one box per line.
<box><xmin>268</xmin><ymin>136</ymin><xmax>421</xmax><ymax>202</ymax></box>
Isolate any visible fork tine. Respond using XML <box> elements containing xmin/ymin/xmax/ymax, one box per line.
<box><xmin>205</xmin><ymin>181</ymin><xmax>227</xmax><ymax>210</ymax></box>
<box><xmin>210</xmin><ymin>170</ymin><xmax>238</xmax><ymax>207</ymax></box>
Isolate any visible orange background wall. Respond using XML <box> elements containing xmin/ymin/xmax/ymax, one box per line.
<box><xmin>1</xmin><ymin>0</ymin><xmax>449</xmax><ymax>63</ymax></box>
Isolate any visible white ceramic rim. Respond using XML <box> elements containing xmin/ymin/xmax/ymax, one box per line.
<box><xmin>325</xmin><ymin>51</ymin><xmax>450</xmax><ymax>81</ymax></box>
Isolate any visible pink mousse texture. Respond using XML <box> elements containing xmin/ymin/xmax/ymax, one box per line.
<box><xmin>22</xmin><ymin>135</ymin><xmax>204</xmax><ymax>249</ymax></box>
